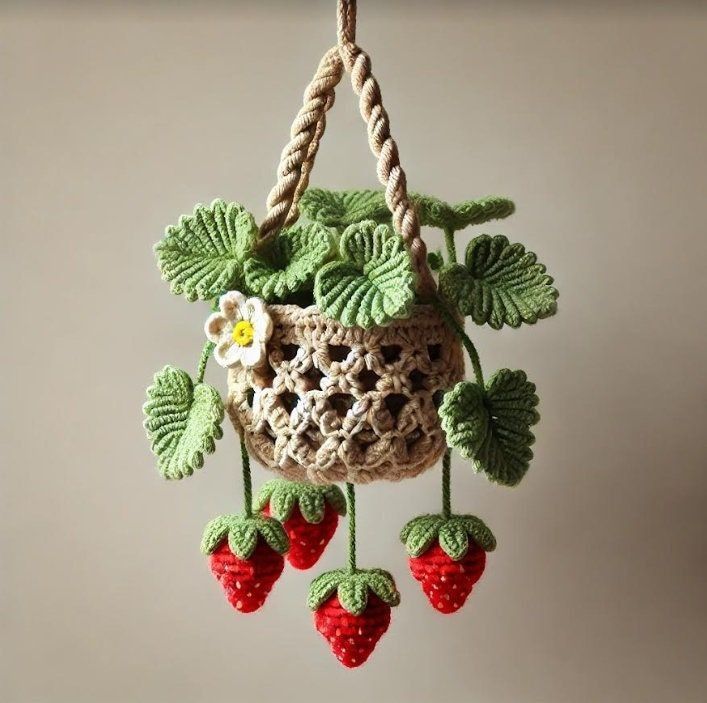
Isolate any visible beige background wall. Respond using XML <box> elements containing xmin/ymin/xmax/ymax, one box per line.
<box><xmin>2</xmin><ymin>2</ymin><xmax>706</xmax><ymax>702</ymax></box>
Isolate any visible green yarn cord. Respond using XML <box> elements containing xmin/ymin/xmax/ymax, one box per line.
<box><xmin>196</xmin><ymin>341</ymin><xmax>214</xmax><ymax>383</ymax></box>
<box><xmin>442</xmin><ymin>449</ymin><xmax>452</xmax><ymax>519</ymax></box>
<box><xmin>443</xmin><ymin>227</ymin><xmax>458</xmax><ymax>265</ymax></box>
<box><xmin>346</xmin><ymin>482</ymin><xmax>356</xmax><ymax>572</ymax></box>
<box><xmin>431</xmin><ymin>296</ymin><xmax>485</xmax><ymax>387</ymax></box>
<box><xmin>240</xmin><ymin>436</ymin><xmax>253</xmax><ymax>518</ymax></box>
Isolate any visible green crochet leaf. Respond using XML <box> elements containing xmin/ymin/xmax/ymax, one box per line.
<box><xmin>307</xmin><ymin>568</ymin><xmax>400</xmax><ymax>615</ymax></box>
<box><xmin>154</xmin><ymin>199</ymin><xmax>257</xmax><ymax>301</ymax></box>
<box><xmin>439</xmin><ymin>370</ymin><xmax>540</xmax><ymax>486</ymax></box>
<box><xmin>299</xmin><ymin>189</ymin><xmax>390</xmax><ymax>228</ymax></box>
<box><xmin>298</xmin><ymin>189</ymin><xmax>514</xmax><ymax>233</ymax></box>
<box><xmin>200</xmin><ymin>514</ymin><xmax>289</xmax><ymax>559</ymax></box>
<box><xmin>314</xmin><ymin>221</ymin><xmax>416</xmax><ymax>328</ymax></box>
<box><xmin>143</xmin><ymin>366</ymin><xmax>224</xmax><ymax>480</ymax></box>
<box><xmin>400</xmin><ymin>514</ymin><xmax>496</xmax><ymax>560</ymax></box>
<box><xmin>439</xmin><ymin>234</ymin><xmax>558</xmax><ymax>329</ymax></box>
<box><xmin>254</xmin><ymin>479</ymin><xmax>346</xmax><ymax>523</ymax></box>
<box><xmin>411</xmin><ymin>194</ymin><xmax>515</xmax><ymax>231</ymax></box>
<box><xmin>400</xmin><ymin>515</ymin><xmax>445</xmax><ymax>556</ymax></box>
<box><xmin>244</xmin><ymin>222</ymin><xmax>334</xmax><ymax>302</ymax></box>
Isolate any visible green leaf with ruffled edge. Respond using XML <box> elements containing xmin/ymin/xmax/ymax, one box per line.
<box><xmin>244</xmin><ymin>222</ymin><xmax>334</xmax><ymax>302</ymax></box>
<box><xmin>154</xmin><ymin>199</ymin><xmax>257</xmax><ymax>301</ymax></box>
<box><xmin>200</xmin><ymin>514</ymin><xmax>289</xmax><ymax>559</ymax></box>
<box><xmin>299</xmin><ymin>189</ymin><xmax>391</xmax><ymax>228</ymax></box>
<box><xmin>307</xmin><ymin>568</ymin><xmax>400</xmax><ymax>616</ymax></box>
<box><xmin>411</xmin><ymin>194</ymin><xmax>515</xmax><ymax>231</ymax></box>
<box><xmin>439</xmin><ymin>370</ymin><xmax>540</xmax><ymax>486</ymax></box>
<box><xmin>439</xmin><ymin>234</ymin><xmax>558</xmax><ymax>329</ymax></box>
<box><xmin>254</xmin><ymin>479</ymin><xmax>346</xmax><ymax>524</ymax></box>
<box><xmin>400</xmin><ymin>514</ymin><xmax>496</xmax><ymax>560</ymax></box>
<box><xmin>438</xmin><ymin>521</ymin><xmax>470</xmax><ymax>560</ymax></box>
<box><xmin>314</xmin><ymin>221</ymin><xmax>416</xmax><ymax>329</ymax></box>
<box><xmin>399</xmin><ymin>515</ymin><xmax>445</xmax><ymax>556</ymax></box>
<box><xmin>143</xmin><ymin>366</ymin><xmax>224</xmax><ymax>480</ymax></box>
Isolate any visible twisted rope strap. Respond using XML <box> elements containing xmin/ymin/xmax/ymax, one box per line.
<box><xmin>335</xmin><ymin>0</ymin><xmax>435</xmax><ymax>296</ymax></box>
<box><xmin>258</xmin><ymin>47</ymin><xmax>344</xmax><ymax>246</ymax></box>
<box><xmin>258</xmin><ymin>0</ymin><xmax>435</xmax><ymax>297</ymax></box>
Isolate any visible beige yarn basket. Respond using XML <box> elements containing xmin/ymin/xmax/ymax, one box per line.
<box><xmin>230</xmin><ymin>19</ymin><xmax>464</xmax><ymax>483</ymax></box>
<box><xmin>227</xmin><ymin>305</ymin><xmax>463</xmax><ymax>484</ymax></box>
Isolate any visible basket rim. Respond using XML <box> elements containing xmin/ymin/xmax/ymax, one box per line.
<box><xmin>262</xmin><ymin>303</ymin><xmax>443</xmax><ymax>329</ymax></box>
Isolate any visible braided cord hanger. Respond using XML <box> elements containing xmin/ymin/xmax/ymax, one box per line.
<box><xmin>258</xmin><ymin>0</ymin><xmax>435</xmax><ymax>297</ymax></box>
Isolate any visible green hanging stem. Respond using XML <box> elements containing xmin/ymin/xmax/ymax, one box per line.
<box><xmin>431</xmin><ymin>296</ymin><xmax>485</xmax><ymax>387</ymax></box>
<box><xmin>443</xmin><ymin>226</ymin><xmax>458</xmax><ymax>264</ymax></box>
<box><xmin>346</xmin><ymin>482</ymin><xmax>357</xmax><ymax>573</ymax></box>
<box><xmin>441</xmin><ymin>449</ymin><xmax>452</xmax><ymax>519</ymax></box>
<box><xmin>196</xmin><ymin>341</ymin><xmax>214</xmax><ymax>383</ymax></box>
<box><xmin>240</xmin><ymin>436</ymin><xmax>253</xmax><ymax>518</ymax></box>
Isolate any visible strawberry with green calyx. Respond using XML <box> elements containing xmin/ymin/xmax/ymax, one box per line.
<box><xmin>308</xmin><ymin>482</ymin><xmax>400</xmax><ymax>668</ymax></box>
<box><xmin>201</xmin><ymin>512</ymin><xmax>289</xmax><ymax>613</ymax></box>
<box><xmin>400</xmin><ymin>512</ymin><xmax>496</xmax><ymax>614</ymax></box>
<box><xmin>255</xmin><ymin>479</ymin><xmax>346</xmax><ymax>570</ymax></box>
<box><xmin>308</xmin><ymin>568</ymin><xmax>400</xmax><ymax>668</ymax></box>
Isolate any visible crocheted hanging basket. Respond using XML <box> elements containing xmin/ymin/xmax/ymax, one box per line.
<box><xmin>227</xmin><ymin>304</ymin><xmax>464</xmax><ymax>484</ymax></box>
<box><xmin>143</xmin><ymin>0</ymin><xmax>558</xmax><ymax>670</ymax></box>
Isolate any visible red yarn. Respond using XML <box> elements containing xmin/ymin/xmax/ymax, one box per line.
<box><xmin>263</xmin><ymin>503</ymin><xmax>339</xmax><ymax>570</ymax></box>
<box><xmin>209</xmin><ymin>538</ymin><xmax>284</xmax><ymax>613</ymax></box>
<box><xmin>314</xmin><ymin>594</ymin><xmax>391</xmax><ymax>668</ymax></box>
<box><xmin>408</xmin><ymin>541</ymin><xmax>486</xmax><ymax>614</ymax></box>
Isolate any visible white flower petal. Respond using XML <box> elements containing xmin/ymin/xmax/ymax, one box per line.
<box><xmin>204</xmin><ymin>312</ymin><xmax>231</xmax><ymax>343</ymax></box>
<box><xmin>219</xmin><ymin>291</ymin><xmax>247</xmax><ymax>320</ymax></box>
<box><xmin>221</xmin><ymin>344</ymin><xmax>247</xmax><ymax>368</ymax></box>
<box><xmin>252</xmin><ymin>311</ymin><xmax>273</xmax><ymax>342</ymax></box>
<box><xmin>241</xmin><ymin>342</ymin><xmax>266</xmax><ymax>368</ymax></box>
<box><xmin>213</xmin><ymin>339</ymin><xmax>236</xmax><ymax>367</ymax></box>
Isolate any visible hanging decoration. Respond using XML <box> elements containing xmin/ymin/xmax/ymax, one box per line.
<box><xmin>143</xmin><ymin>0</ymin><xmax>558</xmax><ymax>668</ymax></box>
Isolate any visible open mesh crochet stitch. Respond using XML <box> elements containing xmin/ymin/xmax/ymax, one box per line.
<box><xmin>227</xmin><ymin>304</ymin><xmax>464</xmax><ymax>483</ymax></box>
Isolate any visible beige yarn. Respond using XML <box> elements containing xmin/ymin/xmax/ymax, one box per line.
<box><xmin>227</xmin><ymin>305</ymin><xmax>464</xmax><ymax>484</ymax></box>
<box><xmin>258</xmin><ymin>47</ymin><xmax>344</xmax><ymax>246</ymax></box>
<box><xmin>258</xmin><ymin>0</ymin><xmax>435</xmax><ymax>296</ymax></box>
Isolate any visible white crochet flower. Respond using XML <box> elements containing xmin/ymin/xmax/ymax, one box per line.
<box><xmin>204</xmin><ymin>291</ymin><xmax>273</xmax><ymax>369</ymax></box>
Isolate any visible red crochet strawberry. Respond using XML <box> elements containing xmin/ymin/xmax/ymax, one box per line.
<box><xmin>201</xmin><ymin>513</ymin><xmax>289</xmax><ymax>613</ymax></box>
<box><xmin>308</xmin><ymin>568</ymin><xmax>400</xmax><ymax>668</ymax></box>
<box><xmin>400</xmin><ymin>513</ymin><xmax>496</xmax><ymax>614</ymax></box>
<box><xmin>255</xmin><ymin>480</ymin><xmax>346</xmax><ymax>570</ymax></box>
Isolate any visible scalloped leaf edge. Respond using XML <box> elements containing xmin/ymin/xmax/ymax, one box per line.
<box><xmin>307</xmin><ymin>568</ymin><xmax>400</xmax><ymax>615</ymax></box>
<box><xmin>400</xmin><ymin>513</ymin><xmax>496</xmax><ymax>560</ymax></box>
<box><xmin>254</xmin><ymin>479</ymin><xmax>346</xmax><ymax>523</ymax></box>
<box><xmin>200</xmin><ymin>514</ymin><xmax>289</xmax><ymax>559</ymax></box>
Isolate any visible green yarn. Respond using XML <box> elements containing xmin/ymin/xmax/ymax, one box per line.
<box><xmin>298</xmin><ymin>188</ymin><xmax>515</xmax><ymax>234</ymax></box>
<box><xmin>254</xmin><ymin>479</ymin><xmax>346</xmax><ymax>523</ymax></box>
<box><xmin>143</xmin><ymin>365</ymin><xmax>224</xmax><ymax>480</ymax></box>
<box><xmin>439</xmin><ymin>234</ymin><xmax>558</xmax><ymax>329</ymax></box>
<box><xmin>412</xmin><ymin>194</ymin><xmax>515</xmax><ymax>232</ymax></box>
<box><xmin>314</xmin><ymin>221</ymin><xmax>415</xmax><ymax>328</ymax></box>
<box><xmin>299</xmin><ymin>188</ymin><xmax>391</xmax><ymax>228</ymax></box>
<box><xmin>196</xmin><ymin>340</ymin><xmax>214</xmax><ymax>384</ymax></box>
<box><xmin>441</xmin><ymin>450</ymin><xmax>452</xmax><ymax>519</ymax></box>
<box><xmin>200</xmin><ymin>513</ymin><xmax>289</xmax><ymax>559</ymax></box>
<box><xmin>439</xmin><ymin>370</ymin><xmax>540</xmax><ymax>487</ymax></box>
<box><xmin>307</xmin><ymin>568</ymin><xmax>400</xmax><ymax>616</ymax></box>
<box><xmin>240</xmin><ymin>437</ymin><xmax>253</xmax><ymax>518</ymax></box>
<box><xmin>431</xmin><ymin>296</ymin><xmax>485</xmax><ymax>386</ymax></box>
<box><xmin>155</xmin><ymin>199</ymin><xmax>256</xmax><ymax>302</ymax></box>
<box><xmin>244</xmin><ymin>222</ymin><xmax>334</xmax><ymax>302</ymax></box>
<box><xmin>346</xmin><ymin>482</ymin><xmax>356</xmax><ymax>572</ymax></box>
<box><xmin>400</xmin><ymin>514</ymin><xmax>496</xmax><ymax>560</ymax></box>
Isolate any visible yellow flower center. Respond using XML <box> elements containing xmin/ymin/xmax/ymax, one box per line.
<box><xmin>232</xmin><ymin>320</ymin><xmax>254</xmax><ymax>347</ymax></box>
